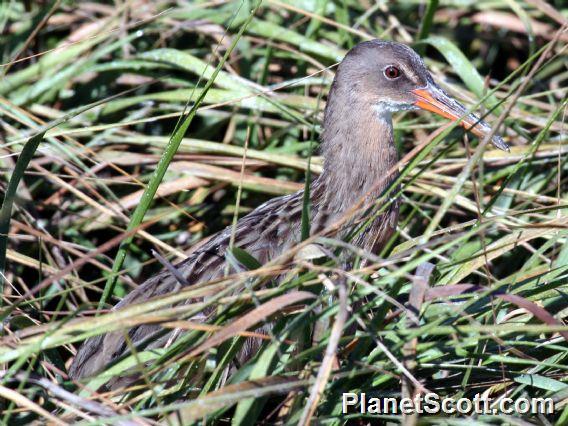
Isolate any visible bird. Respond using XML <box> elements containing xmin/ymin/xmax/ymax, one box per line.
<box><xmin>69</xmin><ymin>39</ymin><xmax>508</xmax><ymax>382</ymax></box>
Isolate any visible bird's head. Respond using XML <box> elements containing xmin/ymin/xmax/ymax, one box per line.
<box><xmin>335</xmin><ymin>40</ymin><xmax>509</xmax><ymax>151</ymax></box>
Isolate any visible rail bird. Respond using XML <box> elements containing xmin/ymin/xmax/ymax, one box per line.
<box><xmin>69</xmin><ymin>40</ymin><xmax>508</xmax><ymax>381</ymax></box>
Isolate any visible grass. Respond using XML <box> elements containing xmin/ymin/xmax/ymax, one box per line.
<box><xmin>0</xmin><ymin>0</ymin><xmax>567</xmax><ymax>424</ymax></box>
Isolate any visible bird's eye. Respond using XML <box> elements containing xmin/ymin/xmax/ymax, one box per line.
<box><xmin>384</xmin><ymin>66</ymin><xmax>401</xmax><ymax>79</ymax></box>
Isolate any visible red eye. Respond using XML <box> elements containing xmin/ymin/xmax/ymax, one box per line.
<box><xmin>384</xmin><ymin>66</ymin><xmax>401</xmax><ymax>79</ymax></box>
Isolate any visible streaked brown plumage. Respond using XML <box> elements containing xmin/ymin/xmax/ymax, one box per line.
<box><xmin>69</xmin><ymin>40</ymin><xmax>507</xmax><ymax>381</ymax></box>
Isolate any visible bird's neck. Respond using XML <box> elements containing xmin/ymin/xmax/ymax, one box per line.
<box><xmin>313</xmin><ymin>97</ymin><xmax>399</xmax><ymax>216</ymax></box>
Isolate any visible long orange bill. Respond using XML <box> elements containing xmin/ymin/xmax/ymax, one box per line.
<box><xmin>412</xmin><ymin>84</ymin><xmax>509</xmax><ymax>152</ymax></box>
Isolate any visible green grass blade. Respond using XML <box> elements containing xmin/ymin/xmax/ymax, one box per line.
<box><xmin>420</xmin><ymin>36</ymin><xmax>501</xmax><ymax>113</ymax></box>
<box><xmin>416</xmin><ymin>0</ymin><xmax>439</xmax><ymax>44</ymax></box>
<box><xmin>0</xmin><ymin>132</ymin><xmax>44</xmax><ymax>287</ymax></box>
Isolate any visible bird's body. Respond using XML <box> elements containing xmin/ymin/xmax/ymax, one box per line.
<box><xmin>69</xmin><ymin>40</ymin><xmax>506</xmax><ymax>381</ymax></box>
